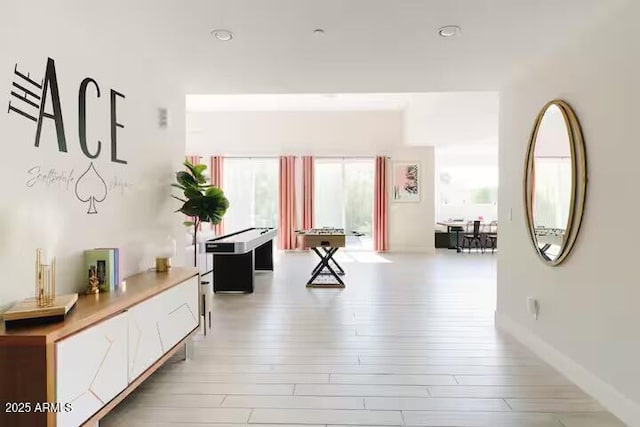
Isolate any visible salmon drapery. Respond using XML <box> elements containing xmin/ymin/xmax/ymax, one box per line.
<box><xmin>373</xmin><ymin>156</ymin><xmax>389</xmax><ymax>251</ymax></box>
<box><xmin>300</xmin><ymin>156</ymin><xmax>315</xmax><ymax>248</ymax></box>
<box><xmin>209</xmin><ymin>156</ymin><xmax>225</xmax><ymax>236</ymax></box>
<box><xmin>278</xmin><ymin>156</ymin><xmax>297</xmax><ymax>250</ymax></box>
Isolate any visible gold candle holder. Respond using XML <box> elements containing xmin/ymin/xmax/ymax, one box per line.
<box><xmin>35</xmin><ymin>248</ymin><xmax>56</xmax><ymax>308</ymax></box>
<box><xmin>155</xmin><ymin>257</ymin><xmax>171</xmax><ymax>273</ymax></box>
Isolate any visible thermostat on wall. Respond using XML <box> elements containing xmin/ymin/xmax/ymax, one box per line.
<box><xmin>159</xmin><ymin>108</ymin><xmax>168</xmax><ymax>128</ymax></box>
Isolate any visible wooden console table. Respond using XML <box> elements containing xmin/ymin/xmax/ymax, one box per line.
<box><xmin>0</xmin><ymin>267</ymin><xmax>200</xmax><ymax>427</ymax></box>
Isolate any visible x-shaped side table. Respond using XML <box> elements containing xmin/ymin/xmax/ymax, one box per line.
<box><xmin>307</xmin><ymin>247</ymin><xmax>345</xmax><ymax>287</ymax></box>
<box><xmin>311</xmin><ymin>247</ymin><xmax>345</xmax><ymax>276</ymax></box>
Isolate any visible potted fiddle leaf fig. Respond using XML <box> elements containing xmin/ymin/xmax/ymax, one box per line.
<box><xmin>172</xmin><ymin>160</ymin><xmax>229</xmax><ymax>266</ymax></box>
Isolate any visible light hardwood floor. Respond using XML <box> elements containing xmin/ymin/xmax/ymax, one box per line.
<box><xmin>102</xmin><ymin>251</ymin><xmax>625</xmax><ymax>427</ymax></box>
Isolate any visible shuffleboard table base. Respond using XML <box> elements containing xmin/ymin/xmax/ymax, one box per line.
<box><xmin>254</xmin><ymin>239</ymin><xmax>274</xmax><ymax>271</ymax></box>
<box><xmin>213</xmin><ymin>251</ymin><xmax>254</xmax><ymax>293</ymax></box>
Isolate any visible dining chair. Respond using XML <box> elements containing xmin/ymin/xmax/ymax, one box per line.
<box><xmin>461</xmin><ymin>220</ymin><xmax>483</xmax><ymax>253</ymax></box>
<box><xmin>485</xmin><ymin>220</ymin><xmax>498</xmax><ymax>253</ymax></box>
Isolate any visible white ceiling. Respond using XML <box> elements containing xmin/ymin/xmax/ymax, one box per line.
<box><xmin>171</xmin><ymin>0</ymin><xmax>616</xmax><ymax>150</ymax></box>
<box><xmin>158</xmin><ymin>0</ymin><xmax>626</xmax><ymax>94</ymax></box>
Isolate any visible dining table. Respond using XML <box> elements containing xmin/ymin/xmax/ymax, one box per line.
<box><xmin>437</xmin><ymin>221</ymin><xmax>466</xmax><ymax>253</ymax></box>
<box><xmin>437</xmin><ymin>220</ymin><xmax>492</xmax><ymax>253</ymax></box>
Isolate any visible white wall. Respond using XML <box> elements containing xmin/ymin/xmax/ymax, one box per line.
<box><xmin>404</xmin><ymin>92</ymin><xmax>499</xmax><ymax>147</ymax></box>
<box><xmin>187</xmin><ymin>110</ymin><xmax>435</xmax><ymax>253</ymax></box>
<box><xmin>389</xmin><ymin>148</ymin><xmax>435</xmax><ymax>253</ymax></box>
<box><xmin>188</xmin><ymin>110</ymin><xmax>403</xmax><ymax>156</ymax></box>
<box><xmin>497</xmin><ymin>2</ymin><xmax>640</xmax><ymax>425</ymax></box>
<box><xmin>0</xmin><ymin>2</ymin><xmax>186</xmax><ymax>308</ymax></box>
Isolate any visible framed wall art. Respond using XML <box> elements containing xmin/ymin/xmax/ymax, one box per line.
<box><xmin>392</xmin><ymin>161</ymin><xmax>420</xmax><ymax>202</ymax></box>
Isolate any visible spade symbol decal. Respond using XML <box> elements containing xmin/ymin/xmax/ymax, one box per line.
<box><xmin>75</xmin><ymin>162</ymin><xmax>108</xmax><ymax>214</ymax></box>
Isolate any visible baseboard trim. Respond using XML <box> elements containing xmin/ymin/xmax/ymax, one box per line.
<box><xmin>388</xmin><ymin>246</ymin><xmax>436</xmax><ymax>254</ymax></box>
<box><xmin>495</xmin><ymin>312</ymin><xmax>640</xmax><ymax>427</ymax></box>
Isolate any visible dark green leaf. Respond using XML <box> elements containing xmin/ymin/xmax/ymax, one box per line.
<box><xmin>205</xmin><ymin>186</ymin><xmax>223</xmax><ymax>197</ymax></box>
<box><xmin>179</xmin><ymin>196</ymin><xmax>207</xmax><ymax>216</ymax></box>
<box><xmin>194</xmin><ymin>164</ymin><xmax>207</xmax><ymax>175</ymax></box>
<box><xmin>193</xmin><ymin>165</ymin><xmax>208</xmax><ymax>184</ymax></box>
<box><xmin>176</xmin><ymin>171</ymin><xmax>197</xmax><ymax>188</ymax></box>
<box><xmin>183</xmin><ymin>159</ymin><xmax>197</xmax><ymax>173</ymax></box>
<box><xmin>184</xmin><ymin>187</ymin><xmax>203</xmax><ymax>199</ymax></box>
<box><xmin>184</xmin><ymin>161</ymin><xmax>207</xmax><ymax>184</ymax></box>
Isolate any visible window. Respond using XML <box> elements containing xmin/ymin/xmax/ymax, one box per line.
<box><xmin>439</xmin><ymin>166</ymin><xmax>498</xmax><ymax>205</ymax></box>
<box><xmin>435</xmin><ymin>145</ymin><xmax>499</xmax><ymax>222</ymax></box>
<box><xmin>314</xmin><ymin>158</ymin><xmax>374</xmax><ymax>249</ymax></box>
<box><xmin>223</xmin><ymin>158</ymin><xmax>278</xmax><ymax>231</ymax></box>
<box><xmin>438</xmin><ymin>165</ymin><xmax>498</xmax><ymax>221</ymax></box>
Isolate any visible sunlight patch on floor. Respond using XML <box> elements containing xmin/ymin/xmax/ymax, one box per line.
<box><xmin>345</xmin><ymin>251</ymin><xmax>392</xmax><ymax>263</ymax></box>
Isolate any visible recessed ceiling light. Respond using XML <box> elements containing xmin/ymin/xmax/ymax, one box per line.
<box><xmin>313</xmin><ymin>29</ymin><xmax>325</xmax><ymax>37</ymax></box>
<box><xmin>438</xmin><ymin>25</ymin><xmax>461</xmax><ymax>37</ymax></box>
<box><xmin>211</xmin><ymin>29</ymin><xmax>233</xmax><ymax>41</ymax></box>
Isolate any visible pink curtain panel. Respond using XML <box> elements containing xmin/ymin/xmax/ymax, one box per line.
<box><xmin>185</xmin><ymin>156</ymin><xmax>201</xmax><ymax>229</ymax></box>
<box><xmin>300</xmin><ymin>156</ymin><xmax>314</xmax><ymax>248</ymax></box>
<box><xmin>209</xmin><ymin>156</ymin><xmax>225</xmax><ymax>236</ymax></box>
<box><xmin>185</xmin><ymin>155</ymin><xmax>200</xmax><ymax>166</ymax></box>
<box><xmin>374</xmin><ymin>156</ymin><xmax>389</xmax><ymax>251</ymax></box>
<box><xmin>278</xmin><ymin>156</ymin><xmax>297</xmax><ymax>250</ymax></box>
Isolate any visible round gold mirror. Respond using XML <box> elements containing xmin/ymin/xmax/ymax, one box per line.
<box><xmin>524</xmin><ymin>100</ymin><xmax>587</xmax><ymax>266</ymax></box>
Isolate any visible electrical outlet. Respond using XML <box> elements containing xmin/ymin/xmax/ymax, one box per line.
<box><xmin>527</xmin><ymin>297</ymin><xmax>539</xmax><ymax>320</ymax></box>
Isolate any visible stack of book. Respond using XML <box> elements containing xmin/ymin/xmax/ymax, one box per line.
<box><xmin>84</xmin><ymin>248</ymin><xmax>120</xmax><ymax>292</ymax></box>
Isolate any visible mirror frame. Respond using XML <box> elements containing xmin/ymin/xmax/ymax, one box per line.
<box><xmin>524</xmin><ymin>99</ymin><xmax>587</xmax><ymax>266</ymax></box>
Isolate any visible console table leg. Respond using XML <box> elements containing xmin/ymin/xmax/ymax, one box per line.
<box><xmin>181</xmin><ymin>342</ymin><xmax>190</xmax><ymax>361</ymax></box>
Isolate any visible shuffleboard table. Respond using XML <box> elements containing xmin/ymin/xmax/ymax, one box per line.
<box><xmin>205</xmin><ymin>227</ymin><xmax>277</xmax><ymax>293</ymax></box>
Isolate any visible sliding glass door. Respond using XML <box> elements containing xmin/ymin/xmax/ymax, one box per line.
<box><xmin>223</xmin><ymin>158</ymin><xmax>278</xmax><ymax>232</ymax></box>
<box><xmin>252</xmin><ymin>159</ymin><xmax>279</xmax><ymax>228</ymax></box>
<box><xmin>314</xmin><ymin>158</ymin><xmax>374</xmax><ymax>250</ymax></box>
<box><xmin>314</xmin><ymin>161</ymin><xmax>344</xmax><ymax>229</ymax></box>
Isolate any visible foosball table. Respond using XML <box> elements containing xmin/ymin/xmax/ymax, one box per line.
<box><xmin>297</xmin><ymin>228</ymin><xmax>363</xmax><ymax>288</ymax></box>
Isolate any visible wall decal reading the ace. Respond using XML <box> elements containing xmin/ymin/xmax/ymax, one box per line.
<box><xmin>7</xmin><ymin>57</ymin><xmax>128</xmax><ymax>214</ymax></box>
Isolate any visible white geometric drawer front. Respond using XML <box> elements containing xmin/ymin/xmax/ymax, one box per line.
<box><xmin>127</xmin><ymin>291</ymin><xmax>164</xmax><ymax>381</ymax></box>
<box><xmin>128</xmin><ymin>276</ymin><xmax>199</xmax><ymax>381</ymax></box>
<box><xmin>56</xmin><ymin>312</ymin><xmax>128</xmax><ymax>427</ymax></box>
<box><xmin>157</xmin><ymin>277</ymin><xmax>199</xmax><ymax>351</ymax></box>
